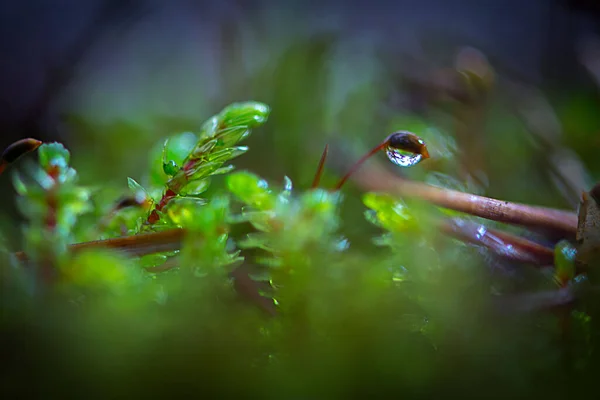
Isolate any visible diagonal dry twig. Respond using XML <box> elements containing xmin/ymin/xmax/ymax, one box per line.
<box><xmin>334</xmin><ymin>153</ymin><xmax>577</xmax><ymax>237</ymax></box>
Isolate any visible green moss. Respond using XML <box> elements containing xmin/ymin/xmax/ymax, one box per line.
<box><xmin>0</xmin><ymin>100</ymin><xmax>598</xmax><ymax>398</ymax></box>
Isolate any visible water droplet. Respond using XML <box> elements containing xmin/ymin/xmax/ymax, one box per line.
<box><xmin>334</xmin><ymin>237</ymin><xmax>350</xmax><ymax>251</ymax></box>
<box><xmin>390</xmin><ymin>265</ymin><xmax>408</xmax><ymax>282</ymax></box>
<box><xmin>163</xmin><ymin>160</ymin><xmax>179</xmax><ymax>176</ymax></box>
<box><xmin>475</xmin><ymin>225</ymin><xmax>487</xmax><ymax>240</ymax></box>
<box><xmin>385</xmin><ymin>146</ymin><xmax>424</xmax><ymax>167</ymax></box>
<box><xmin>282</xmin><ymin>176</ymin><xmax>293</xmax><ymax>192</ymax></box>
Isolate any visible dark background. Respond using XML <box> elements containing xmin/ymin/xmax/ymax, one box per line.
<box><xmin>2</xmin><ymin>0</ymin><xmax>599</xmax><ymax>138</ymax></box>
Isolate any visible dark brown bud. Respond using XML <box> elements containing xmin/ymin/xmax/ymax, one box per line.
<box><xmin>0</xmin><ymin>138</ymin><xmax>43</xmax><ymax>171</ymax></box>
<box><xmin>386</xmin><ymin>131</ymin><xmax>430</xmax><ymax>159</ymax></box>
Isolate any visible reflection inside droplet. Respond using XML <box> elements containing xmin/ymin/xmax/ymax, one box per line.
<box><xmin>385</xmin><ymin>147</ymin><xmax>424</xmax><ymax>167</ymax></box>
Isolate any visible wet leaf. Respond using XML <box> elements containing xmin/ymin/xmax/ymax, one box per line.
<box><xmin>301</xmin><ymin>189</ymin><xmax>341</xmax><ymax>214</ymax></box>
<box><xmin>164</xmin><ymin>197</ymin><xmax>207</xmax><ymax>226</ymax></box>
<box><xmin>214</xmin><ymin>126</ymin><xmax>251</xmax><ymax>149</ymax></box>
<box><xmin>198</xmin><ymin>116</ymin><xmax>219</xmax><ymax>139</ymax></box>
<box><xmin>179</xmin><ymin>178</ymin><xmax>210</xmax><ymax>196</ymax></box>
<box><xmin>211</xmin><ymin>165</ymin><xmax>236</xmax><ymax>176</ymax></box>
<box><xmin>184</xmin><ymin>161</ymin><xmax>222</xmax><ymax>181</ymax></box>
<box><xmin>207</xmin><ymin>146</ymin><xmax>248</xmax><ymax>163</ymax></box>
<box><xmin>219</xmin><ymin>101</ymin><xmax>271</xmax><ymax>128</ymax></box>
<box><xmin>191</xmin><ymin>138</ymin><xmax>219</xmax><ymax>158</ymax></box>
<box><xmin>162</xmin><ymin>160</ymin><xmax>179</xmax><ymax>176</ymax></box>
<box><xmin>227</xmin><ymin>171</ymin><xmax>275</xmax><ymax>210</ymax></box>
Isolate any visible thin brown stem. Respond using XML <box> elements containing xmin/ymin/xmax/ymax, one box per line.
<box><xmin>311</xmin><ymin>144</ymin><xmax>329</xmax><ymax>189</ymax></box>
<box><xmin>342</xmin><ymin>157</ymin><xmax>577</xmax><ymax>237</ymax></box>
<box><xmin>334</xmin><ymin>141</ymin><xmax>387</xmax><ymax>190</ymax></box>
<box><xmin>441</xmin><ymin>218</ymin><xmax>555</xmax><ymax>265</ymax></box>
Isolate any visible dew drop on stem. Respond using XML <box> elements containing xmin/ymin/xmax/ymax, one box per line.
<box><xmin>385</xmin><ymin>148</ymin><xmax>424</xmax><ymax>167</ymax></box>
<box><xmin>384</xmin><ymin>131</ymin><xmax>429</xmax><ymax>168</ymax></box>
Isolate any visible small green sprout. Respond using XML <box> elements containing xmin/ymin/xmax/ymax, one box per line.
<box><xmin>219</xmin><ymin>101</ymin><xmax>271</xmax><ymax>129</ymax></box>
<box><xmin>38</xmin><ymin>142</ymin><xmax>71</xmax><ymax>172</ymax></box>
<box><xmin>163</xmin><ymin>160</ymin><xmax>179</xmax><ymax>177</ymax></box>
<box><xmin>226</xmin><ymin>170</ymin><xmax>345</xmax><ymax>310</ymax></box>
<box><xmin>10</xmin><ymin>143</ymin><xmax>93</xmax><ymax>273</ymax></box>
<box><xmin>141</xmin><ymin>101</ymin><xmax>270</xmax><ymax>227</ymax></box>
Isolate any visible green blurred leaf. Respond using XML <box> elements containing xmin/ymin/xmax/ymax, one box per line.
<box><xmin>227</xmin><ymin>171</ymin><xmax>275</xmax><ymax>210</ymax></box>
<box><xmin>363</xmin><ymin>192</ymin><xmax>419</xmax><ymax>233</ymax></box>
<box><xmin>62</xmin><ymin>249</ymin><xmax>142</xmax><ymax>295</ymax></box>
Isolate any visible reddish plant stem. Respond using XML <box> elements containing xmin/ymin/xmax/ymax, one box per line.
<box><xmin>335</xmin><ymin>132</ymin><xmax>430</xmax><ymax>190</ymax></box>
<box><xmin>14</xmin><ymin>228</ymin><xmax>187</xmax><ymax>263</ymax></box>
<box><xmin>334</xmin><ymin>142</ymin><xmax>387</xmax><ymax>190</ymax></box>
<box><xmin>147</xmin><ymin>189</ymin><xmax>178</xmax><ymax>224</ymax></box>
<box><xmin>441</xmin><ymin>218</ymin><xmax>555</xmax><ymax>265</ymax></box>
<box><xmin>311</xmin><ymin>144</ymin><xmax>329</xmax><ymax>189</ymax></box>
<box><xmin>71</xmin><ymin>228</ymin><xmax>186</xmax><ymax>257</ymax></box>
<box><xmin>44</xmin><ymin>165</ymin><xmax>60</xmax><ymax>231</ymax></box>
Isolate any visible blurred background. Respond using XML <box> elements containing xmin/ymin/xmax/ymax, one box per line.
<box><xmin>1</xmin><ymin>0</ymin><xmax>600</xmax><ymax>234</ymax></box>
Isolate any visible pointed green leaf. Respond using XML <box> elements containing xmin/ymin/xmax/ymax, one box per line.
<box><xmin>219</xmin><ymin>101</ymin><xmax>270</xmax><ymax>128</ymax></box>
